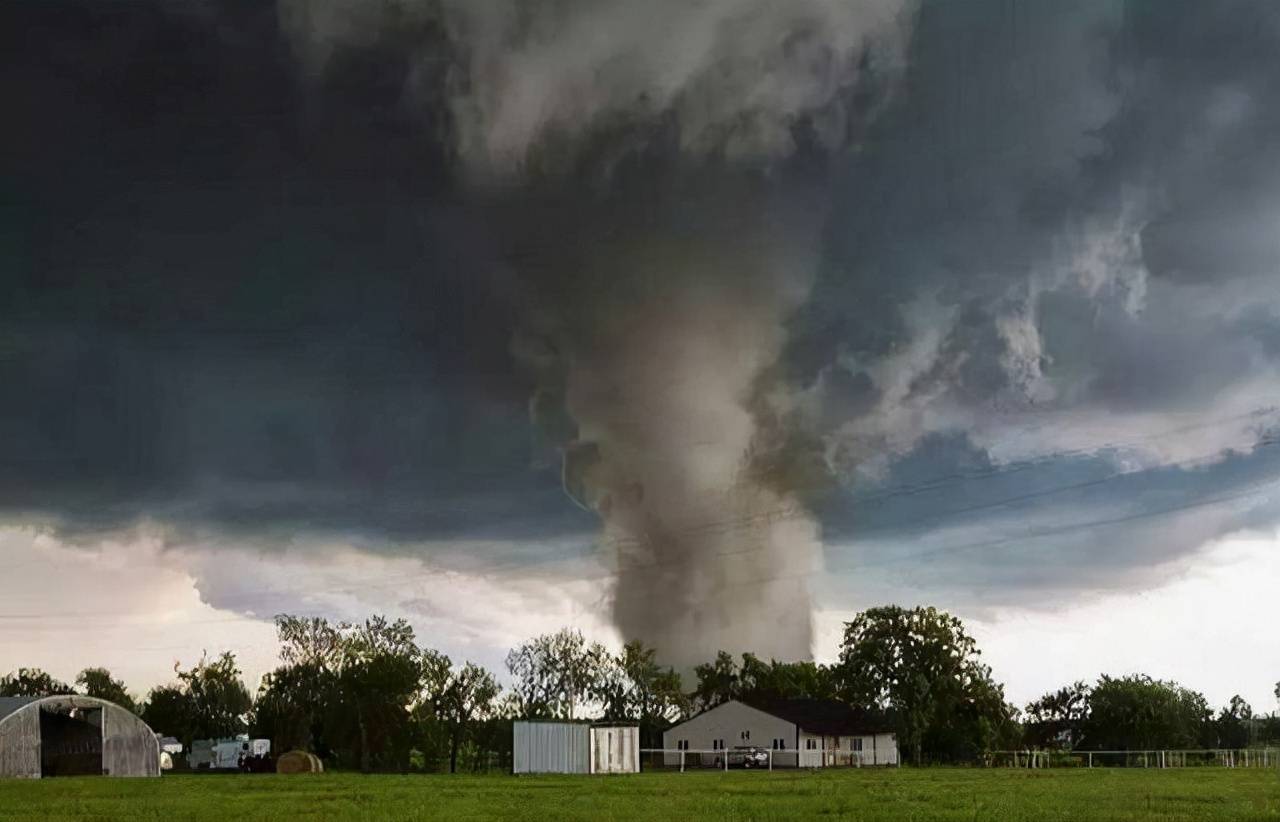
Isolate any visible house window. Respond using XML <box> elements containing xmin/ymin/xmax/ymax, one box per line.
<box><xmin>741</xmin><ymin>730</ymin><xmax>750</xmax><ymax>741</ymax></box>
<box><xmin>851</xmin><ymin>738</ymin><xmax>864</xmax><ymax>752</ymax></box>
<box><xmin>771</xmin><ymin>738</ymin><xmax>786</xmax><ymax>750</ymax></box>
<box><xmin>712</xmin><ymin>739</ymin><xmax>725</xmax><ymax>750</ymax></box>
<box><xmin>677</xmin><ymin>740</ymin><xmax>689</xmax><ymax>751</ymax></box>
<box><xmin>805</xmin><ymin>739</ymin><xmax>817</xmax><ymax>750</ymax></box>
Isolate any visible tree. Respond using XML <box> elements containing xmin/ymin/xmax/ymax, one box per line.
<box><xmin>738</xmin><ymin>655</ymin><xmax>837</xmax><ymax>704</ymax></box>
<box><xmin>176</xmin><ymin>652</ymin><xmax>253</xmax><ymax>742</ymax></box>
<box><xmin>141</xmin><ymin>685</ymin><xmax>192</xmax><ymax>745</ymax></box>
<box><xmin>252</xmin><ymin>665</ymin><xmax>320</xmax><ymax>756</ymax></box>
<box><xmin>1215</xmin><ymin>694</ymin><xmax>1253</xmax><ymax>749</ymax></box>
<box><xmin>0</xmin><ymin>668</ymin><xmax>72</xmax><ymax>697</ymax></box>
<box><xmin>334</xmin><ymin>616</ymin><xmax>423</xmax><ymax>773</ymax></box>
<box><xmin>1082</xmin><ymin>675</ymin><xmax>1210</xmax><ymax>750</ymax></box>
<box><xmin>437</xmin><ymin>663</ymin><xmax>500</xmax><ymax>773</ymax></box>
<box><xmin>591</xmin><ymin>641</ymin><xmax>688</xmax><ymax>747</ymax></box>
<box><xmin>692</xmin><ymin>651</ymin><xmax>740</xmax><ymax>710</ymax></box>
<box><xmin>410</xmin><ymin>648</ymin><xmax>454</xmax><ymax>771</ymax></box>
<box><xmin>264</xmin><ymin>615</ymin><xmax>348</xmax><ymax>759</ymax></box>
<box><xmin>836</xmin><ymin>605</ymin><xmax>1016</xmax><ymax>764</ymax></box>
<box><xmin>618</xmin><ymin>642</ymin><xmax>688</xmax><ymax>725</ymax></box>
<box><xmin>506</xmin><ymin>629</ymin><xmax>606</xmax><ymax>719</ymax></box>
<box><xmin>691</xmin><ymin>651</ymin><xmax>835</xmax><ymax>712</ymax></box>
<box><xmin>1025</xmin><ymin>681</ymin><xmax>1090</xmax><ymax>750</ymax></box>
<box><xmin>76</xmin><ymin>668</ymin><xmax>138</xmax><ymax>714</ymax></box>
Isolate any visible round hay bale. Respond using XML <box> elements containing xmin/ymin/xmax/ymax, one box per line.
<box><xmin>276</xmin><ymin>750</ymin><xmax>324</xmax><ymax>774</ymax></box>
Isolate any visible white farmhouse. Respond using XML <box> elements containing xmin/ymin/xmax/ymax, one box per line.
<box><xmin>662</xmin><ymin>699</ymin><xmax>898</xmax><ymax>768</ymax></box>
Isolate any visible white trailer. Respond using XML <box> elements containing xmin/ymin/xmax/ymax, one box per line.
<box><xmin>188</xmin><ymin>735</ymin><xmax>271</xmax><ymax>771</ymax></box>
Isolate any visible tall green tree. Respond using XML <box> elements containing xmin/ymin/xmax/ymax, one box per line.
<box><xmin>836</xmin><ymin>605</ymin><xmax>1016</xmax><ymax>764</ymax></box>
<box><xmin>410</xmin><ymin>648</ymin><xmax>454</xmax><ymax>771</ymax></box>
<box><xmin>334</xmin><ymin>616</ymin><xmax>423</xmax><ymax>773</ymax></box>
<box><xmin>692</xmin><ymin>651</ymin><xmax>740</xmax><ymax>710</ymax></box>
<box><xmin>739</xmin><ymin>655</ymin><xmax>837</xmax><ymax>704</ymax></box>
<box><xmin>262</xmin><ymin>615</ymin><xmax>348</xmax><ymax>758</ymax></box>
<box><xmin>0</xmin><ymin>668</ymin><xmax>72</xmax><ymax>697</ymax></box>
<box><xmin>1214</xmin><ymin>694</ymin><xmax>1253</xmax><ymax>749</ymax></box>
<box><xmin>141</xmin><ymin>685</ymin><xmax>192</xmax><ymax>744</ymax></box>
<box><xmin>251</xmin><ymin>664</ymin><xmax>320</xmax><ymax>755</ymax></box>
<box><xmin>591</xmin><ymin>641</ymin><xmax>687</xmax><ymax>747</ymax></box>
<box><xmin>1082</xmin><ymin>675</ymin><xmax>1211</xmax><ymax>750</ymax></box>
<box><xmin>437</xmin><ymin>662</ymin><xmax>500</xmax><ymax>774</ymax></box>
<box><xmin>177</xmin><ymin>652</ymin><xmax>253</xmax><ymax>741</ymax></box>
<box><xmin>76</xmin><ymin>667</ymin><xmax>138</xmax><ymax>713</ymax></box>
<box><xmin>691</xmin><ymin>652</ymin><xmax>835</xmax><ymax>711</ymax></box>
<box><xmin>506</xmin><ymin>628</ymin><xmax>606</xmax><ymax>719</ymax></box>
<box><xmin>1025</xmin><ymin>681</ymin><xmax>1090</xmax><ymax>750</ymax></box>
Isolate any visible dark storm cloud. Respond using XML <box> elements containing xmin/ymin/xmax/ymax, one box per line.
<box><xmin>820</xmin><ymin>429</ymin><xmax>1280</xmax><ymax>604</ymax></box>
<box><xmin>781</xmin><ymin>0</ymin><xmax>1280</xmax><ymax>600</ymax></box>
<box><xmin>0</xmin><ymin>1</ymin><xmax>592</xmax><ymax>548</ymax></box>
<box><xmin>3</xmin><ymin>0</ymin><xmax>1280</xmax><ymax>620</ymax></box>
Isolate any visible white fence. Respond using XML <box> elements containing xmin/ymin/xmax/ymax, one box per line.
<box><xmin>989</xmin><ymin>749</ymin><xmax>1280</xmax><ymax>769</ymax></box>
<box><xmin>639</xmin><ymin>748</ymin><xmax>1280</xmax><ymax>772</ymax></box>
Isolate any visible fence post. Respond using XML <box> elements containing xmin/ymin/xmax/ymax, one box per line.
<box><xmin>768</xmin><ymin>750</ymin><xmax>772</xmax><ymax>772</ymax></box>
<box><xmin>724</xmin><ymin>751</ymin><xmax>729</xmax><ymax>772</ymax></box>
<box><xmin>680</xmin><ymin>750</ymin><xmax>684</xmax><ymax>774</ymax></box>
<box><xmin>1088</xmin><ymin>752</ymin><xmax>1093</xmax><ymax>769</ymax></box>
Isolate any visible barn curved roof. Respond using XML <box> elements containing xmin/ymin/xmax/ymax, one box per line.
<box><xmin>0</xmin><ymin>696</ymin><xmax>40</xmax><ymax>723</ymax></box>
<box><xmin>0</xmin><ymin>694</ymin><xmax>139</xmax><ymax>725</ymax></box>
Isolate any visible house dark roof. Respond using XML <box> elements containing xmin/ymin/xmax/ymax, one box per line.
<box><xmin>747</xmin><ymin>699</ymin><xmax>894</xmax><ymax>736</ymax></box>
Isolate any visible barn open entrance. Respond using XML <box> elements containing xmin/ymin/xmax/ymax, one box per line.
<box><xmin>40</xmin><ymin>703</ymin><xmax>104</xmax><ymax>776</ymax></box>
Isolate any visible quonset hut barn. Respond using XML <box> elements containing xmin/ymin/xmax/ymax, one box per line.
<box><xmin>0</xmin><ymin>695</ymin><xmax>161</xmax><ymax>778</ymax></box>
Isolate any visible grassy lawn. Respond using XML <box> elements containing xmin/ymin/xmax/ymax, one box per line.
<box><xmin>0</xmin><ymin>768</ymin><xmax>1277</xmax><ymax>821</ymax></box>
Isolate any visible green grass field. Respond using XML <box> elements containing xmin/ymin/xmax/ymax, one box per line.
<box><xmin>0</xmin><ymin>768</ymin><xmax>1277</xmax><ymax>821</ymax></box>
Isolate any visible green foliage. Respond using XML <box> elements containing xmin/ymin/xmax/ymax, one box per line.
<box><xmin>590</xmin><ymin>640</ymin><xmax>687</xmax><ymax>748</ymax></box>
<box><xmin>177</xmin><ymin>652</ymin><xmax>254</xmax><ymax>741</ymax></box>
<box><xmin>1025</xmin><ymin>681</ymin><xmax>1090</xmax><ymax>749</ymax></box>
<box><xmin>142</xmin><ymin>685</ymin><xmax>194</xmax><ymax>745</ymax></box>
<box><xmin>0</xmin><ymin>667</ymin><xmax>72</xmax><ymax>697</ymax></box>
<box><xmin>692</xmin><ymin>651</ymin><xmax>740</xmax><ymax>709</ymax></box>
<box><xmin>1213</xmin><ymin>694</ymin><xmax>1253</xmax><ymax>749</ymax></box>
<box><xmin>140</xmin><ymin>653</ymin><xmax>253</xmax><ymax>749</ymax></box>
<box><xmin>252</xmin><ymin>665</ymin><xmax>321</xmax><ymax>755</ymax></box>
<box><xmin>333</xmin><ymin>616</ymin><xmax>423</xmax><ymax>773</ymax></box>
<box><xmin>263</xmin><ymin>614</ymin><xmax>506</xmax><ymax>774</ymax></box>
<box><xmin>436</xmin><ymin>662</ymin><xmax>501</xmax><ymax>773</ymax></box>
<box><xmin>505</xmin><ymin>628</ymin><xmax>606</xmax><ymax>719</ymax></box>
<box><xmin>691</xmin><ymin>651</ymin><xmax>836</xmax><ymax>711</ymax></box>
<box><xmin>836</xmin><ymin>605</ymin><xmax>1018</xmax><ymax>763</ymax></box>
<box><xmin>75</xmin><ymin>667</ymin><xmax>138</xmax><ymax>714</ymax></box>
<box><xmin>1082</xmin><ymin>675</ymin><xmax>1212</xmax><ymax>750</ymax></box>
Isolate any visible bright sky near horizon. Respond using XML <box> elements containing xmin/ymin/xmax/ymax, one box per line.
<box><xmin>3</xmin><ymin>524</ymin><xmax>1276</xmax><ymax>713</ymax></box>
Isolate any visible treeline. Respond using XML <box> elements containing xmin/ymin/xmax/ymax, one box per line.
<box><xmin>1024</xmin><ymin>677</ymin><xmax>1280</xmax><ymax>752</ymax></box>
<box><xmin>3</xmin><ymin>606</ymin><xmax>1277</xmax><ymax>769</ymax></box>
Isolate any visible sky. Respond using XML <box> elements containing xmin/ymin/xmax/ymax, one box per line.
<box><xmin>2</xmin><ymin>0</ymin><xmax>1279</xmax><ymax>711</ymax></box>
